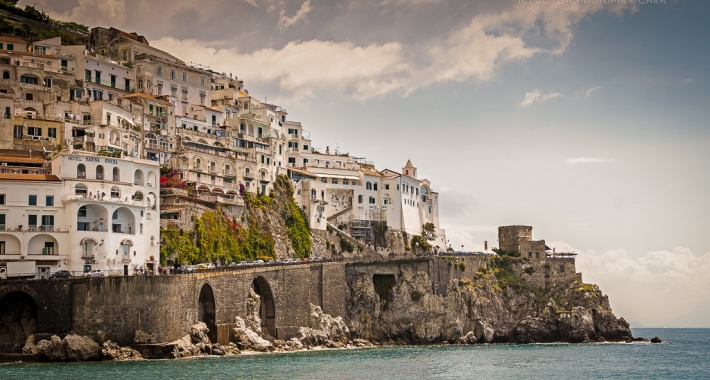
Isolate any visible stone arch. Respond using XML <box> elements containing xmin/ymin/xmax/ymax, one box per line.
<box><xmin>28</xmin><ymin>234</ymin><xmax>58</xmax><ymax>256</ymax></box>
<box><xmin>2</xmin><ymin>70</ymin><xmax>9</xmax><ymax>79</ymax></box>
<box><xmin>95</xmin><ymin>164</ymin><xmax>104</xmax><ymax>180</ymax></box>
<box><xmin>111</xmin><ymin>207</ymin><xmax>135</xmax><ymax>234</ymax></box>
<box><xmin>112</xmin><ymin>167</ymin><xmax>120</xmax><ymax>182</ymax></box>
<box><xmin>147</xmin><ymin>171</ymin><xmax>157</xmax><ymax>187</ymax></box>
<box><xmin>77</xmin><ymin>204</ymin><xmax>108</xmax><ymax>231</ymax></box>
<box><xmin>252</xmin><ymin>276</ymin><xmax>276</xmax><ymax>337</ymax></box>
<box><xmin>0</xmin><ymin>291</ymin><xmax>37</xmax><ymax>347</ymax></box>
<box><xmin>198</xmin><ymin>283</ymin><xmax>217</xmax><ymax>343</ymax></box>
<box><xmin>134</xmin><ymin>169</ymin><xmax>144</xmax><ymax>186</ymax></box>
<box><xmin>0</xmin><ymin>234</ymin><xmax>20</xmax><ymax>255</ymax></box>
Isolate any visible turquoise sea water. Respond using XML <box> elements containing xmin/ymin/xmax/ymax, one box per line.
<box><xmin>1</xmin><ymin>328</ymin><xmax>708</xmax><ymax>379</ymax></box>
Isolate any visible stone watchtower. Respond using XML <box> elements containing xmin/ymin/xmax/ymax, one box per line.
<box><xmin>403</xmin><ymin>160</ymin><xmax>417</xmax><ymax>179</ymax></box>
<box><xmin>498</xmin><ymin>225</ymin><xmax>532</xmax><ymax>252</ymax></box>
<box><xmin>498</xmin><ymin>225</ymin><xmax>547</xmax><ymax>260</ymax></box>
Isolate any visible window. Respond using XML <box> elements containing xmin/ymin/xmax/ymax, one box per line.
<box><xmin>77</xmin><ymin>164</ymin><xmax>86</xmax><ymax>178</ymax></box>
<box><xmin>303</xmin><ymin>145</ymin><xmax>309</xmax><ymax>151</ymax></box>
<box><xmin>170</xmin><ymin>70</ymin><xmax>176</xmax><ymax>80</ymax></box>
<box><xmin>29</xmin><ymin>194</ymin><xmax>37</xmax><ymax>206</ymax></box>
<box><xmin>396</xmin><ymin>184</ymin><xmax>400</xmax><ymax>191</ymax></box>
<box><xmin>369</xmin><ymin>196</ymin><xmax>375</xmax><ymax>204</ymax></box>
<box><xmin>48</xmin><ymin>128</ymin><xmax>56</xmax><ymax>138</ymax></box>
<box><xmin>157</xmin><ymin>66</ymin><xmax>163</xmax><ymax>76</ymax></box>
<box><xmin>385</xmin><ymin>184</ymin><xmax>390</xmax><ymax>190</ymax></box>
<box><xmin>366</xmin><ymin>182</ymin><xmax>372</xmax><ymax>190</ymax></box>
<box><xmin>373</xmin><ymin>183</ymin><xmax>378</xmax><ymax>191</ymax></box>
<box><xmin>288</xmin><ymin>157</ymin><xmax>296</xmax><ymax>164</ymax></box>
<box><xmin>311</xmin><ymin>189</ymin><xmax>316</xmax><ymax>199</ymax></box>
<box><xmin>27</xmin><ymin>127</ymin><xmax>41</xmax><ymax>136</ymax></box>
<box><xmin>111</xmin><ymin>187</ymin><xmax>119</xmax><ymax>198</ymax></box>
<box><xmin>96</xmin><ymin>165</ymin><xmax>104</xmax><ymax>180</ymax></box>
<box><xmin>13</xmin><ymin>126</ymin><xmax>22</xmax><ymax>139</ymax></box>
<box><xmin>113</xmin><ymin>167</ymin><xmax>120</xmax><ymax>182</ymax></box>
<box><xmin>358</xmin><ymin>195</ymin><xmax>363</xmax><ymax>204</ymax></box>
<box><xmin>528</xmin><ymin>252</ymin><xmax>532</xmax><ymax>258</ymax></box>
<box><xmin>182</xmin><ymin>73</ymin><xmax>187</xmax><ymax>82</ymax></box>
<box><xmin>320</xmin><ymin>178</ymin><xmax>327</xmax><ymax>183</ymax></box>
<box><xmin>43</xmin><ymin>78</ymin><xmax>52</xmax><ymax>88</ymax></box>
<box><xmin>535</xmin><ymin>252</ymin><xmax>540</xmax><ymax>259</ymax></box>
<box><xmin>7</xmin><ymin>43</ymin><xmax>13</xmax><ymax>51</ymax></box>
<box><xmin>25</xmin><ymin>93</ymin><xmax>33</xmax><ymax>101</ymax></box>
<box><xmin>46</xmin><ymin>195</ymin><xmax>54</xmax><ymax>206</ymax></box>
<box><xmin>559</xmin><ymin>265</ymin><xmax>565</xmax><ymax>272</ymax></box>
<box><xmin>41</xmin><ymin>215</ymin><xmax>54</xmax><ymax>227</ymax></box>
<box><xmin>0</xmin><ymin>241</ymin><xmax>4</xmax><ymax>255</ymax></box>
<box><xmin>28</xmin><ymin>214</ymin><xmax>37</xmax><ymax>227</ymax></box>
<box><xmin>331</xmin><ymin>179</ymin><xmax>338</xmax><ymax>184</ymax></box>
<box><xmin>171</xmin><ymin>86</ymin><xmax>177</xmax><ymax>97</ymax></box>
<box><xmin>85</xmin><ymin>69</ymin><xmax>91</xmax><ymax>81</ymax></box>
<box><xmin>0</xmin><ymin>194</ymin><xmax>4</xmax><ymax>204</ymax></box>
<box><xmin>200</xmin><ymin>77</ymin><xmax>205</xmax><ymax>86</ymax></box>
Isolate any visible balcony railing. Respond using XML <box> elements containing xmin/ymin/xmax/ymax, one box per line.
<box><xmin>85</xmin><ymin>77</ymin><xmax>133</xmax><ymax>92</ymax></box>
<box><xmin>81</xmin><ymin>251</ymin><xmax>95</xmax><ymax>259</ymax></box>
<box><xmin>62</xmin><ymin>193</ymin><xmax>144</xmax><ymax>207</ymax></box>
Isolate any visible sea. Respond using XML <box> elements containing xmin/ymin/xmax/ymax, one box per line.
<box><xmin>0</xmin><ymin>328</ymin><xmax>708</xmax><ymax>379</ymax></box>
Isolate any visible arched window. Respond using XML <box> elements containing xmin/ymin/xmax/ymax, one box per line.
<box><xmin>311</xmin><ymin>189</ymin><xmax>316</xmax><ymax>199</ymax></box>
<box><xmin>366</xmin><ymin>182</ymin><xmax>372</xmax><ymax>190</ymax></box>
<box><xmin>358</xmin><ymin>195</ymin><xmax>363</xmax><ymax>204</ymax></box>
<box><xmin>77</xmin><ymin>164</ymin><xmax>86</xmax><ymax>179</ymax></box>
<box><xmin>110</xmin><ymin>186</ymin><xmax>120</xmax><ymax>198</ymax></box>
<box><xmin>2</xmin><ymin>71</ymin><xmax>9</xmax><ymax>79</ymax></box>
<box><xmin>96</xmin><ymin>165</ymin><xmax>104</xmax><ymax>180</ymax></box>
<box><xmin>139</xmin><ymin>223</ymin><xmax>143</xmax><ymax>234</ymax></box>
<box><xmin>134</xmin><ymin>169</ymin><xmax>144</xmax><ymax>186</ymax></box>
<box><xmin>133</xmin><ymin>191</ymin><xmax>144</xmax><ymax>201</ymax></box>
<box><xmin>113</xmin><ymin>167</ymin><xmax>120</xmax><ymax>182</ymax></box>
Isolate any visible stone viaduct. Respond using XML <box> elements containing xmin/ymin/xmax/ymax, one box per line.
<box><xmin>0</xmin><ymin>256</ymin><xmax>490</xmax><ymax>350</ymax></box>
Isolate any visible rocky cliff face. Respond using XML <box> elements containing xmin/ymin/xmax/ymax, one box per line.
<box><xmin>346</xmin><ymin>258</ymin><xmax>632</xmax><ymax>344</ymax></box>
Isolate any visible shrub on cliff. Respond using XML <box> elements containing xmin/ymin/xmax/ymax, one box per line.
<box><xmin>273</xmin><ymin>175</ymin><xmax>312</xmax><ymax>258</ymax></box>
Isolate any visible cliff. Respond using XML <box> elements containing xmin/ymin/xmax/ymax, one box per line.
<box><xmin>346</xmin><ymin>256</ymin><xmax>633</xmax><ymax>344</ymax></box>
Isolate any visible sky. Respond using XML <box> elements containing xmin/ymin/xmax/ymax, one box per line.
<box><xmin>26</xmin><ymin>0</ymin><xmax>710</xmax><ymax>327</ymax></box>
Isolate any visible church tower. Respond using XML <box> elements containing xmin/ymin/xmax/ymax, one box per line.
<box><xmin>403</xmin><ymin>159</ymin><xmax>417</xmax><ymax>179</ymax></box>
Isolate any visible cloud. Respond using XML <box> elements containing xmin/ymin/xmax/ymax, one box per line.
<box><xmin>279</xmin><ymin>0</ymin><xmax>312</xmax><ymax>30</ymax></box>
<box><xmin>585</xmin><ymin>85</ymin><xmax>602</xmax><ymax>97</ymax></box>
<box><xmin>547</xmin><ymin>242</ymin><xmax>710</xmax><ymax>327</ymax></box>
<box><xmin>153</xmin><ymin>37</ymin><xmax>410</xmax><ymax>102</ymax></box>
<box><xmin>520</xmin><ymin>89</ymin><xmax>562</xmax><ymax>107</ymax></box>
<box><xmin>243</xmin><ymin>0</ymin><xmax>258</xmax><ymax>7</ymax></box>
<box><xmin>565</xmin><ymin>157</ymin><xmax>613</xmax><ymax>164</ymax></box>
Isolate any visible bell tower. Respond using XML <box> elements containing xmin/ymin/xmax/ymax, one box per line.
<box><xmin>403</xmin><ymin>159</ymin><xmax>417</xmax><ymax>179</ymax></box>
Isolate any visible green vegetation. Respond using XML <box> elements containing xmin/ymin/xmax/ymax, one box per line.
<box><xmin>340</xmin><ymin>237</ymin><xmax>354</xmax><ymax>253</ymax></box>
<box><xmin>0</xmin><ymin>1</ymin><xmax>88</xmax><ymax>44</ymax></box>
<box><xmin>421</xmin><ymin>223</ymin><xmax>437</xmax><ymax>240</ymax></box>
<box><xmin>456</xmin><ymin>262</ymin><xmax>466</xmax><ymax>271</ymax></box>
<box><xmin>411</xmin><ymin>235</ymin><xmax>431</xmax><ymax>253</ymax></box>
<box><xmin>493</xmin><ymin>248</ymin><xmax>521</xmax><ymax>257</ymax></box>
<box><xmin>524</xmin><ymin>267</ymin><xmax>535</xmax><ymax>275</ymax></box>
<box><xmin>489</xmin><ymin>255</ymin><xmax>537</xmax><ymax>293</ymax></box>
<box><xmin>372</xmin><ymin>221</ymin><xmax>388</xmax><ymax>249</ymax></box>
<box><xmin>160</xmin><ymin>175</ymin><xmax>310</xmax><ymax>264</ymax></box>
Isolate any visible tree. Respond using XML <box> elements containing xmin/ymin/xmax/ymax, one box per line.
<box><xmin>411</xmin><ymin>235</ymin><xmax>432</xmax><ymax>254</ymax></box>
<box><xmin>422</xmin><ymin>223</ymin><xmax>437</xmax><ymax>241</ymax></box>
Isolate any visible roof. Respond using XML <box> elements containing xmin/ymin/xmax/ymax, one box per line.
<box><xmin>0</xmin><ymin>174</ymin><xmax>60</xmax><ymax>181</ymax></box>
<box><xmin>288</xmin><ymin>166</ymin><xmax>317</xmax><ymax>177</ymax></box>
<box><xmin>0</xmin><ymin>156</ymin><xmax>45</xmax><ymax>164</ymax></box>
<box><xmin>360</xmin><ymin>167</ymin><xmax>382</xmax><ymax>177</ymax></box>
<box><xmin>404</xmin><ymin>159</ymin><xmax>414</xmax><ymax>168</ymax></box>
<box><xmin>123</xmin><ymin>92</ymin><xmax>172</xmax><ymax>106</ymax></box>
<box><xmin>0</xmin><ymin>36</ymin><xmax>27</xmax><ymax>44</ymax></box>
<box><xmin>0</xmin><ymin>50</ymin><xmax>57</xmax><ymax>59</ymax></box>
<box><xmin>238</xmin><ymin>91</ymin><xmax>250</xmax><ymax>97</ymax></box>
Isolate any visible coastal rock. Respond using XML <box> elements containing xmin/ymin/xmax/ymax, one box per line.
<box><xmin>36</xmin><ymin>335</ymin><xmax>66</xmax><ymax>362</ymax></box>
<box><xmin>558</xmin><ymin>307</ymin><xmax>595</xmax><ymax>343</ymax></box>
<box><xmin>457</xmin><ymin>331</ymin><xmax>478</xmax><ymax>344</ymax></box>
<box><xmin>473</xmin><ymin>321</ymin><xmax>495</xmax><ymax>343</ymax></box>
<box><xmin>233</xmin><ymin>316</ymin><xmax>273</xmax><ymax>352</ymax></box>
<box><xmin>298</xmin><ymin>304</ymin><xmax>351</xmax><ymax>347</ymax></box>
<box><xmin>64</xmin><ymin>334</ymin><xmax>100</xmax><ymax>361</ymax></box>
<box><xmin>21</xmin><ymin>334</ymin><xmax>38</xmax><ymax>355</ymax></box>
<box><xmin>593</xmin><ymin>312</ymin><xmax>633</xmax><ymax>341</ymax></box>
<box><xmin>101</xmin><ymin>340</ymin><xmax>142</xmax><ymax>360</ymax></box>
<box><xmin>513</xmin><ymin>318</ymin><xmax>555</xmax><ymax>343</ymax></box>
<box><xmin>651</xmin><ymin>336</ymin><xmax>662</xmax><ymax>343</ymax></box>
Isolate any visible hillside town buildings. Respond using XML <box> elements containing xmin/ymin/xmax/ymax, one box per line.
<box><xmin>0</xmin><ymin>27</ymin><xmax>446</xmax><ymax>278</ymax></box>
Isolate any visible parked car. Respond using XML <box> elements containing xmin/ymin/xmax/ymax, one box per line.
<box><xmin>228</xmin><ymin>262</ymin><xmax>238</xmax><ymax>268</ymax></box>
<box><xmin>266</xmin><ymin>260</ymin><xmax>276</xmax><ymax>265</ymax></box>
<box><xmin>237</xmin><ymin>261</ymin><xmax>248</xmax><ymax>267</ymax></box>
<box><xmin>311</xmin><ymin>257</ymin><xmax>324</xmax><ymax>262</ymax></box>
<box><xmin>185</xmin><ymin>265</ymin><xmax>196</xmax><ymax>273</ymax></box>
<box><xmin>253</xmin><ymin>260</ymin><xmax>265</xmax><ymax>266</ymax></box>
<box><xmin>300</xmin><ymin>258</ymin><xmax>309</xmax><ymax>263</ymax></box>
<box><xmin>275</xmin><ymin>259</ymin><xmax>284</xmax><ymax>265</ymax></box>
<box><xmin>50</xmin><ymin>270</ymin><xmax>72</xmax><ymax>279</ymax></box>
<box><xmin>86</xmin><ymin>269</ymin><xmax>105</xmax><ymax>277</ymax></box>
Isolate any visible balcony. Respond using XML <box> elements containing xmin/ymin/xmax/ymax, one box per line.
<box><xmin>38</xmin><ymin>225</ymin><xmax>55</xmax><ymax>232</ymax></box>
<box><xmin>62</xmin><ymin>193</ymin><xmax>145</xmax><ymax>207</ymax></box>
<box><xmin>179</xmin><ymin>128</ymin><xmax>218</xmax><ymax>140</ymax></box>
<box><xmin>85</xmin><ymin>77</ymin><xmax>133</xmax><ymax>92</ymax></box>
<box><xmin>81</xmin><ymin>251</ymin><xmax>95</xmax><ymax>260</ymax></box>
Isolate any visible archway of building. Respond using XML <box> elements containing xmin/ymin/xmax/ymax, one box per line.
<box><xmin>198</xmin><ymin>283</ymin><xmax>217</xmax><ymax>343</ymax></box>
<box><xmin>0</xmin><ymin>291</ymin><xmax>38</xmax><ymax>348</ymax></box>
<box><xmin>252</xmin><ymin>276</ymin><xmax>276</xmax><ymax>337</ymax></box>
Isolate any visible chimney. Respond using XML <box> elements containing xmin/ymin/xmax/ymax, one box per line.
<box><xmin>326</xmin><ymin>146</ymin><xmax>330</xmax><ymax>154</ymax></box>
<box><xmin>484</xmin><ymin>241</ymin><xmax>488</xmax><ymax>250</ymax></box>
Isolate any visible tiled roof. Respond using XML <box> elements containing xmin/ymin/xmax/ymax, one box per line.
<box><xmin>0</xmin><ymin>36</ymin><xmax>27</xmax><ymax>44</ymax></box>
<box><xmin>0</xmin><ymin>156</ymin><xmax>45</xmax><ymax>164</ymax></box>
<box><xmin>0</xmin><ymin>173</ymin><xmax>60</xmax><ymax>181</ymax></box>
<box><xmin>123</xmin><ymin>92</ymin><xmax>172</xmax><ymax>106</ymax></box>
<box><xmin>361</xmin><ymin>167</ymin><xmax>382</xmax><ymax>177</ymax></box>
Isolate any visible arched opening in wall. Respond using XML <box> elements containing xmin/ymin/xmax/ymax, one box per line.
<box><xmin>0</xmin><ymin>291</ymin><xmax>38</xmax><ymax>348</ymax></box>
<box><xmin>252</xmin><ymin>276</ymin><xmax>276</xmax><ymax>337</ymax></box>
<box><xmin>198</xmin><ymin>283</ymin><xmax>217</xmax><ymax>343</ymax></box>
<box><xmin>113</xmin><ymin>167</ymin><xmax>120</xmax><ymax>182</ymax></box>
